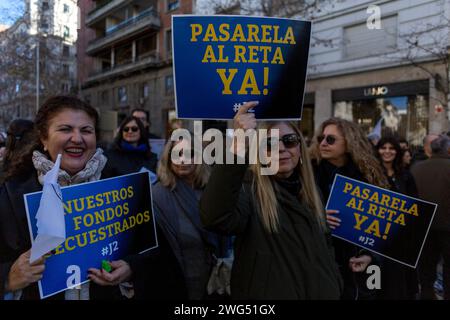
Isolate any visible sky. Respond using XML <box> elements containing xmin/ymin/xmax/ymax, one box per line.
<box><xmin>0</xmin><ymin>0</ymin><xmax>25</xmax><ymax>26</ymax></box>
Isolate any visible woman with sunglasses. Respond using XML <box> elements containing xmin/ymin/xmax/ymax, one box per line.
<box><xmin>310</xmin><ymin>117</ymin><xmax>389</xmax><ymax>300</ymax></box>
<box><xmin>152</xmin><ymin>137</ymin><xmax>232</xmax><ymax>299</ymax></box>
<box><xmin>105</xmin><ymin>116</ymin><xmax>157</xmax><ymax>176</ymax></box>
<box><xmin>375</xmin><ymin>136</ymin><xmax>419</xmax><ymax>299</ymax></box>
<box><xmin>199</xmin><ymin>102</ymin><xmax>343</xmax><ymax>299</ymax></box>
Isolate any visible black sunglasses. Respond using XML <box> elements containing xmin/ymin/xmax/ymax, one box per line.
<box><xmin>123</xmin><ymin>126</ymin><xmax>139</xmax><ymax>133</ymax></box>
<box><xmin>317</xmin><ymin>134</ymin><xmax>339</xmax><ymax>145</ymax></box>
<box><xmin>266</xmin><ymin>133</ymin><xmax>301</xmax><ymax>150</ymax></box>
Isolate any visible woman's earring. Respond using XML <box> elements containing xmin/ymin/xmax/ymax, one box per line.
<box><xmin>43</xmin><ymin>146</ymin><xmax>47</xmax><ymax>151</ymax></box>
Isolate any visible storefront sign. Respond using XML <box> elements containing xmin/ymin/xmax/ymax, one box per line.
<box><xmin>332</xmin><ymin>80</ymin><xmax>428</xmax><ymax>102</ymax></box>
<box><xmin>364</xmin><ymin>86</ymin><xmax>388</xmax><ymax>97</ymax></box>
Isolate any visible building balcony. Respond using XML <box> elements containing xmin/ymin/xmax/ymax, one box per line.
<box><xmin>86</xmin><ymin>0</ymin><xmax>128</xmax><ymax>27</ymax></box>
<box><xmin>86</xmin><ymin>8</ymin><xmax>160</xmax><ymax>55</ymax></box>
<box><xmin>85</xmin><ymin>52</ymin><xmax>160</xmax><ymax>84</ymax></box>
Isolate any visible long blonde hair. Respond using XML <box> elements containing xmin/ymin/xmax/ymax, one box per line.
<box><xmin>250</xmin><ymin>121</ymin><xmax>326</xmax><ymax>233</ymax></box>
<box><xmin>310</xmin><ymin>117</ymin><xmax>389</xmax><ymax>189</ymax></box>
<box><xmin>157</xmin><ymin>138</ymin><xmax>210</xmax><ymax>190</ymax></box>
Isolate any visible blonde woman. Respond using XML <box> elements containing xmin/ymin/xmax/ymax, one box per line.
<box><xmin>310</xmin><ymin>117</ymin><xmax>389</xmax><ymax>300</ymax></box>
<box><xmin>199</xmin><ymin>102</ymin><xmax>343</xmax><ymax>299</ymax></box>
<box><xmin>153</xmin><ymin>137</ymin><xmax>231</xmax><ymax>299</ymax></box>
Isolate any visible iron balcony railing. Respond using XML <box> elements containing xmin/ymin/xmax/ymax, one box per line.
<box><xmin>87</xmin><ymin>52</ymin><xmax>160</xmax><ymax>81</ymax></box>
<box><xmin>106</xmin><ymin>8</ymin><xmax>155</xmax><ymax>35</ymax></box>
<box><xmin>87</xmin><ymin>8</ymin><xmax>159</xmax><ymax>50</ymax></box>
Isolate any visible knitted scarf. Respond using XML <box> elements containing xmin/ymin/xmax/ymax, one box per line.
<box><xmin>32</xmin><ymin>148</ymin><xmax>107</xmax><ymax>186</ymax></box>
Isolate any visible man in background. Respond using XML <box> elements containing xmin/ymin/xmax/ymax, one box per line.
<box><xmin>412</xmin><ymin>135</ymin><xmax>450</xmax><ymax>300</ymax></box>
<box><xmin>131</xmin><ymin>108</ymin><xmax>161</xmax><ymax>139</ymax></box>
<box><xmin>423</xmin><ymin>133</ymin><xmax>440</xmax><ymax>158</ymax></box>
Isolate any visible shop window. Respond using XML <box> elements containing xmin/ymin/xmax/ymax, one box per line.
<box><xmin>408</xmin><ymin>95</ymin><xmax>429</xmax><ymax>147</ymax></box>
<box><xmin>333</xmin><ymin>94</ymin><xmax>429</xmax><ymax>146</ymax></box>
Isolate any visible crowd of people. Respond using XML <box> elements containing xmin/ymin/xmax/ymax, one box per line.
<box><xmin>0</xmin><ymin>96</ymin><xmax>449</xmax><ymax>300</ymax></box>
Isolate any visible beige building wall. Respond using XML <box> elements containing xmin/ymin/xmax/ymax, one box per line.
<box><xmin>306</xmin><ymin>62</ymin><xmax>449</xmax><ymax>133</ymax></box>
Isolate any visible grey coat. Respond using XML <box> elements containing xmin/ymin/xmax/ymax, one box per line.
<box><xmin>152</xmin><ymin>180</ymin><xmax>223</xmax><ymax>299</ymax></box>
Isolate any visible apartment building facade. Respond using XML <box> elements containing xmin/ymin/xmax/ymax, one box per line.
<box><xmin>78</xmin><ymin>0</ymin><xmax>194</xmax><ymax>141</ymax></box>
<box><xmin>0</xmin><ymin>0</ymin><xmax>78</xmax><ymax>130</ymax></box>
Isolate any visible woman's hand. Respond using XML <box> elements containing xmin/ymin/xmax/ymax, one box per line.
<box><xmin>6</xmin><ymin>250</ymin><xmax>46</xmax><ymax>292</ymax></box>
<box><xmin>233</xmin><ymin>101</ymin><xmax>258</xmax><ymax>131</ymax></box>
<box><xmin>231</xmin><ymin>101</ymin><xmax>258</xmax><ymax>155</ymax></box>
<box><xmin>348</xmin><ymin>255</ymin><xmax>372</xmax><ymax>272</ymax></box>
<box><xmin>326</xmin><ymin>209</ymin><xmax>341</xmax><ymax>230</ymax></box>
<box><xmin>88</xmin><ymin>260</ymin><xmax>132</xmax><ymax>286</ymax></box>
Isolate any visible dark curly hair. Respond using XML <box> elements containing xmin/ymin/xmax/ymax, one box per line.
<box><xmin>375</xmin><ymin>136</ymin><xmax>404</xmax><ymax>175</ymax></box>
<box><xmin>5</xmin><ymin>95</ymin><xmax>99</xmax><ymax>180</ymax></box>
<box><xmin>310</xmin><ymin>117</ymin><xmax>390</xmax><ymax>189</ymax></box>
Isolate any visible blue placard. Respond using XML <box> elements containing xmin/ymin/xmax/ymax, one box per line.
<box><xmin>325</xmin><ymin>175</ymin><xmax>437</xmax><ymax>268</ymax></box>
<box><xmin>24</xmin><ymin>172</ymin><xmax>158</xmax><ymax>299</ymax></box>
<box><xmin>172</xmin><ymin>15</ymin><xmax>311</xmax><ymax>120</ymax></box>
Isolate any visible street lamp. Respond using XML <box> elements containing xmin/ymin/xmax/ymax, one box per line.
<box><xmin>36</xmin><ymin>34</ymin><xmax>39</xmax><ymax>113</ymax></box>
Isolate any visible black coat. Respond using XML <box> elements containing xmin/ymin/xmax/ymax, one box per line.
<box><xmin>200</xmin><ymin>164</ymin><xmax>343</xmax><ymax>300</ymax></box>
<box><xmin>379</xmin><ymin>169</ymin><xmax>419</xmax><ymax>300</ymax></box>
<box><xmin>122</xmin><ymin>226</ymin><xmax>187</xmax><ymax>300</ymax></box>
<box><xmin>312</xmin><ymin>159</ymin><xmax>377</xmax><ymax>300</ymax></box>
<box><xmin>104</xmin><ymin>143</ymin><xmax>157</xmax><ymax>176</ymax></box>
<box><xmin>0</xmin><ymin>170</ymin><xmax>186</xmax><ymax>300</ymax></box>
<box><xmin>387</xmin><ymin>169</ymin><xmax>418</xmax><ymax>198</ymax></box>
